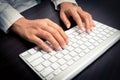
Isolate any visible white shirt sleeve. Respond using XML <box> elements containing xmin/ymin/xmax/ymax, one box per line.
<box><xmin>51</xmin><ymin>0</ymin><xmax>77</xmax><ymax>10</ymax></box>
<box><xmin>0</xmin><ymin>3</ymin><xmax>23</xmax><ymax>33</ymax></box>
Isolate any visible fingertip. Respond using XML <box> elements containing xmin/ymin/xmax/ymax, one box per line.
<box><xmin>66</xmin><ymin>38</ymin><xmax>69</xmax><ymax>45</ymax></box>
<box><xmin>79</xmin><ymin>25</ymin><xmax>85</xmax><ymax>31</ymax></box>
<box><xmin>93</xmin><ymin>23</ymin><xmax>96</xmax><ymax>27</ymax></box>
<box><xmin>55</xmin><ymin>46</ymin><xmax>62</xmax><ymax>51</ymax></box>
<box><xmin>48</xmin><ymin>48</ymin><xmax>53</xmax><ymax>52</ymax></box>
<box><xmin>86</xmin><ymin>28</ymin><xmax>91</xmax><ymax>34</ymax></box>
<box><xmin>43</xmin><ymin>46</ymin><xmax>53</xmax><ymax>53</ymax></box>
<box><xmin>66</xmin><ymin>24</ymin><xmax>71</xmax><ymax>28</ymax></box>
<box><xmin>82</xmin><ymin>27</ymin><xmax>86</xmax><ymax>31</ymax></box>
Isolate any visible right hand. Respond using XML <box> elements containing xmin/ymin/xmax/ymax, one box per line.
<box><xmin>11</xmin><ymin>17</ymin><xmax>69</xmax><ymax>52</ymax></box>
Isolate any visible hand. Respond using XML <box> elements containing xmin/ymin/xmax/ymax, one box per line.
<box><xmin>11</xmin><ymin>17</ymin><xmax>69</xmax><ymax>52</ymax></box>
<box><xmin>60</xmin><ymin>2</ymin><xmax>95</xmax><ymax>33</ymax></box>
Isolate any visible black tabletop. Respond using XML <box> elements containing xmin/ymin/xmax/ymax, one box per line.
<box><xmin>0</xmin><ymin>0</ymin><xmax>120</xmax><ymax>80</ymax></box>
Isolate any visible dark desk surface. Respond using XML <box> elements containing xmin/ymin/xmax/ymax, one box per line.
<box><xmin>0</xmin><ymin>0</ymin><xmax>120</xmax><ymax>80</ymax></box>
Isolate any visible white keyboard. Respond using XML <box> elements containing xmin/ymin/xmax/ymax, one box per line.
<box><xmin>19</xmin><ymin>20</ymin><xmax>120</xmax><ymax>80</ymax></box>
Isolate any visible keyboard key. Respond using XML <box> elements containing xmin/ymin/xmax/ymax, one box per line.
<box><xmin>26</xmin><ymin>52</ymin><xmax>42</xmax><ymax>62</ymax></box>
<box><xmin>66</xmin><ymin>46</ymin><xmax>74</xmax><ymax>51</ymax></box>
<box><xmin>41</xmin><ymin>67</ymin><xmax>54</xmax><ymax>77</ymax></box>
<box><xmin>28</xmin><ymin>48</ymin><xmax>37</xmax><ymax>54</ymax></box>
<box><xmin>58</xmin><ymin>58</ymin><xmax>66</xmax><ymax>65</ymax></box>
<box><xmin>49</xmin><ymin>56</ymin><xmax>57</xmax><ymax>63</ymax></box>
<box><xmin>71</xmin><ymin>38</ymin><xmax>77</xmax><ymax>42</ymax></box>
<box><xmin>79</xmin><ymin>52</ymin><xmax>86</xmax><ymax>57</ymax></box>
<box><xmin>72</xmin><ymin>43</ymin><xmax>79</xmax><ymax>48</ymax></box>
<box><xmin>35</xmin><ymin>64</ymin><xmax>44</xmax><ymax>72</ymax></box>
<box><xmin>67</xmin><ymin>60</ymin><xmax>74</xmax><ymax>66</ymax></box>
<box><xmin>73</xmin><ymin>56</ymin><xmax>80</xmax><ymax>61</ymax></box>
<box><xmin>77</xmin><ymin>40</ymin><xmax>83</xmax><ymax>45</ymax></box>
<box><xmin>81</xmin><ymin>38</ymin><xmax>87</xmax><ymax>42</ymax></box>
<box><xmin>46</xmin><ymin>74</ymin><xmax>54</xmax><ymax>80</ymax></box>
<box><xmin>88</xmin><ymin>45</ymin><xmax>95</xmax><ymax>50</ymax></box>
<box><xmin>53</xmin><ymin>69</ymin><xmax>62</xmax><ymax>75</ymax></box>
<box><xmin>51</xmin><ymin>62</ymin><xmax>60</xmax><ymax>70</ymax></box>
<box><xmin>42</xmin><ymin>60</ymin><xmax>52</xmax><ymax>67</ymax></box>
<box><xmin>76</xmin><ymin>36</ymin><xmax>81</xmax><ymax>39</ymax></box>
<box><xmin>94</xmin><ymin>42</ymin><xmax>99</xmax><ymax>46</ymax></box>
<box><xmin>61</xmin><ymin>49</ymin><xmax>69</xmax><ymax>55</ymax></box>
<box><xmin>55</xmin><ymin>53</ymin><xmax>64</xmax><ymax>59</ymax></box>
<box><xmin>85</xmin><ymin>41</ymin><xmax>92</xmax><ymax>46</ymax></box>
<box><xmin>43</xmin><ymin>54</ymin><xmax>51</xmax><ymax>60</ymax></box>
<box><xmin>89</xmin><ymin>39</ymin><xmax>95</xmax><ymax>43</ymax></box>
<box><xmin>69</xmin><ymin>51</ymin><xmax>77</xmax><ymax>57</ymax></box>
<box><xmin>50</xmin><ymin>51</ymin><xmax>57</xmax><ymax>55</ymax></box>
<box><xmin>64</xmin><ymin>55</ymin><xmax>72</xmax><ymax>61</ymax></box>
<box><xmin>84</xmin><ymin>48</ymin><xmax>90</xmax><ymax>53</ymax></box>
<box><xmin>60</xmin><ymin>64</ymin><xmax>68</xmax><ymax>70</ymax></box>
<box><xmin>20</xmin><ymin>51</ymin><xmax>30</xmax><ymax>57</ymax></box>
<box><xmin>31</xmin><ymin>57</ymin><xmax>44</xmax><ymax>66</ymax></box>
<box><xmin>75</xmin><ymin>48</ymin><xmax>82</xmax><ymax>53</ymax></box>
<box><xmin>80</xmin><ymin>45</ymin><xmax>87</xmax><ymax>50</ymax></box>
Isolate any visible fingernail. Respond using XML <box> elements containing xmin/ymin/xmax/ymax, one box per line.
<box><xmin>62</xmin><ymin>44</ymin><xmax>66</xmax><ymax>49</ymax></box>
<box><xmin>93</xmin><ymin>22</ymin><xmax>95</xmax><ymax>27</ymax></box>
<box><xmin>82</xmin><ymin>27</ymin><xmax>85</xmax><ymax>31</ymax></box>
<box><xmin>66</xmin><ymin>38</ymin><xmax>69</xmax><ymax>45</ymax></box>
<box><xmin>87</xmin><ymin>29</ymin><xmax>91</xmax><ymax>33</ymax></box>
<box><xmin>48</xmin><ymin>48</ymin><xmax>53</xmax><ymax>52</ymax></box>
<box><xmin>67</xmin><ymin>24</ymin><xmax>70</xmax><ymax>28</ymax></box>
<box><xmin>91</xmin><ymin>27</ymin><xmax>93</xmax><ymax>31</ymax></box>
<box><xmin>57</xmin><ymin>47</ymin><xmax>62</xmax><ymax>51</ymax></box>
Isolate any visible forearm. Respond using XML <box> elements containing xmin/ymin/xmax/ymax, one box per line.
<box><xmin>0</xmin><ymin>2</ymin><xmax>23</xmax><ymax>33</ymax></box>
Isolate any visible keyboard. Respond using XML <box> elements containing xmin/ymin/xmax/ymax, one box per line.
<box><xmin>19</xmin><ymin>20</ymin><xmax>120</xmax><ymax>80</ymax></box>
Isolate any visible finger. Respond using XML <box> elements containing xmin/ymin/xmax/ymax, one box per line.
<box><xmin>54</xmin><ymin>26</ymin><xmax>69</xmax><ymax>44</ymax></box>
<box><xmin>77</xmin><ymin>8</ymin><xmax>91</xmax><ymax>33</ymax></box>
<box><xmin>60</xmin><ymin>11</ymin><xmax>71</xmax><ymax>28</ymax></box>
<box><xmin>41</xmin><ymin>25</ymin><xmax>67</xmax><ymax>49</ymax></box>
<box><xmin>82</xmin><ymin>12</ymin><xmax>95</xmax><ymax>33</ymax></box>
<box><xmin>70</xmin><ymin>10</ymin><xmax>85</xmax><ymax>31</ymax></box>
<box><xmin>38</xmin><ymin>30</ymin><xmax>62</xmax><ymax>51</ymax></box>
<box><xmin>87</xmin><ymin>13</ymin><xmax>95</xmax><ymax>32</ymax></box>
<box><xmin>81</xmin><ymin>12</ymin><xmax>91</xmax><ymax>33</ymax></box>
<box><xmin>47</xmin><ymin>19</ymin><xmax>69</xmax><ymax>44</ymax></box>
<box><xmin>31</xmin><ymin>35</ymin><xmax>52</xmax><ymax>52</ymax></box>
<box><xmin>87</xmin><ymin>12</ymin><xmax>95</xmax><ymax>27</ymax></box>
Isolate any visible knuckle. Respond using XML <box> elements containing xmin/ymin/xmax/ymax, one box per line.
<box><xmin>59</xmin><ymin>39</ymin><xmax>65</xmax><ymax>45</ymax></box>
<box><xmin>52</xmin><ymin>30</ymin><xmax>58</xmax><ymax>34</ymax></box>
<box><xmin>57</xmin><ymin>27</ymin><xmax>63</xmax><ymax>32</ymax></box>
<box><xmin>52</xmin><ymin>41</ymin><xmax>58</xmax><ymax>46</ymax></box>
<box><xmin>85</xmin><ymin>12</ymin><xmax>92</xmax><ymax>18</ymax></box>
<box><xmin>56</xmin><ymin>26</ymin><xmax>61</xmax><ymax>30</ymax></box>
<box><xmin>78</xmin><ymin>7</ymin><xmax>82</xmax><ymax>10</ymax></box>
<box><xmin>74</xmin><ymin>14</ymin><xmax>79</xmax><ymax>19</ymax></box>
<box><xmin>49</xmin><ymin>28</ymin><xmax>58</xmax><ymax>34</ymax></box>
<box><xmin>26</xmin><ymin>33</ymin><xmax>33</xmax><ymax>41</ymax></box>
<box><xmin>88</xmin><ymin>14</ymin><xmax>92</xmax><ymax>18</ymax></box>
<box><xmin>44</xmin><ymin>32</ymin><xmax>52</xmax><ymax>39</ymax></box>
<box><xmin>83</xmin><ymin>14</ymin><xmax>89</xmax><ymax>19</ymax></box>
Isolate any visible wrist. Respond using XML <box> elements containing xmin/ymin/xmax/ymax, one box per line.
<box><xmin>11</xmin><ymin>17</ymin><xmax>28</xmax><ymax>33</ymax></box>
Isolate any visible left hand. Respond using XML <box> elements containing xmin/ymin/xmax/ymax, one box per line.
<box><xmin>60</xmin><ymin>2</ymin><xmax>94</xmax><ymax>33</ymax></box>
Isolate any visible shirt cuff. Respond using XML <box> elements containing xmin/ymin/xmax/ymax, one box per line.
<box><xmin>51</xmin><ymin>0</ymin><xmax>78</xmax><ymax>10</ymax></box>
<box><xmin>0</xmin><ymin>4</ymin><xmax>23</xmax><ymax>33</ymax></box>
